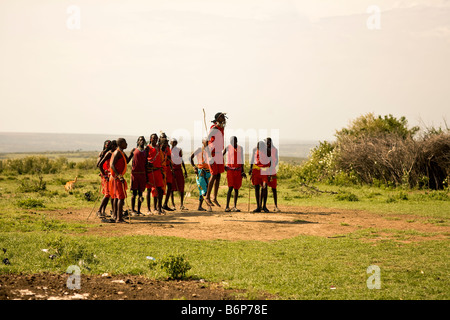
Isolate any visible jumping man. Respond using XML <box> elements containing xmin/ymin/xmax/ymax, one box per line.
<box><xmin>204</xmin><ymin>112</ymin><xmax>227</xmax><ymax>208</ymax></box>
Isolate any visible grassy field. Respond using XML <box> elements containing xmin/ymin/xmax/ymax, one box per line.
<box><xmin>0</xmin><ymin>153</ymin><xmax>448</xmax><ymax>300</ymax></box>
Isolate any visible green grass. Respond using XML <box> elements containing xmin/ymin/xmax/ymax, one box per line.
<box><xmin>275</xmin><ymin>179</ymin><xmax>450</xmax><ymax>219</ymax></box>
<box><xmin>0</xmin><ymin>232</ymin><xmax>448</xmax><ymax>299</ymax></box>
<box><xmin>0</xmin><ymin>155</ymin><xmax>449</xmax><ymax>300</ymax></box>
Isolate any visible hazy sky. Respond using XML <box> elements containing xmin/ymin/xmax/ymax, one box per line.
<box><xmin>0</xmin><ymin>0</ymin><xmax>449</xmax><ymax>142</ymax></box>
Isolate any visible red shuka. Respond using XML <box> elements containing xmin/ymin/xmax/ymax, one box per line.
<box><xmin>110</xmin><ymin>149</ymin><xmax>128</xmax><ymax>199</ymax></box>
<box><xmin>131</xmin><ymin>148</ymin><xmax>147</xmax><ymax>192</ymax></box>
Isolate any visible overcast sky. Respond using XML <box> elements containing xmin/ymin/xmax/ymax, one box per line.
<box><xmin>0</xmin><ymin>0</ymin><xmax>449</xmax><ymax>142</ymax></box>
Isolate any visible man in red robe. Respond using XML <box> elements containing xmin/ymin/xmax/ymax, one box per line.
<box><xmin>265</xmin><ymin>137</ymin><xmax>281</xmax><ymax>212</ymax></box>
<box><xmin>130</xmin><ymin>136</ymin><xmax>148</xmax><ymax>216</ymax></box>
<box><xmin>160</xmin><ymin>133</ymin><xmax>175</xmax><ymax>212</ymax></box>
<box><xmin>249</xmin><ymin>140</ymin><xmax>271</xmax><ymax>213</ymax></box>
<box><xmin>145</xmin><ymin>133</ymin><xmax>165</xmax><ymax>215</ymax></box>
<box><xmin>223</xmin><ymin>136</ymin><xmax>246</xmax><ymax>212</ymax></box>
<box><xmin>204</xmin><ymin>112</ymin><xmax>227</xmax><ymax>208</ymax></box>
<box><xmin>110</xmin><ymin>138</ymin><xmax>132</xmax><ymax>223</ymax></box>
<box><xmin>170</xmin><ymin>138</ymin><xmax>188</xmax><ymax>210</ymax></box>
<box><xmin>97</xmin><ymin>140</ymin><xmax>117</xmax><ymax>221</ymax></box>
<box><xmin>96</xmin><ymin>140</ymin><xmax>111</xmax><ymax>218</ymax></box>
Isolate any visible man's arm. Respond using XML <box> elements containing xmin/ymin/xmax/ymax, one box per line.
<box><xmin>180</xmin><ymin>149</ymin><xmax>188</xmax><ymax>177</ymax></box>
<box><xmin>126</xmin><ymin>148</ymin><xmax>135</xmax><ymax>164</ymax></box>
<box><xmin>274</xmin><ymin>148</ymin><xmax>279</xmax><ymax>167</ymax></box>
<box><xmin>96</xmin><ymin>152</ymin><xmax>104</xmax><ymax>168</ymax></box>
<box><xmin>240</xmin><ymin>147</ymin><xmax>246</xmax><ymax>178</ymax></box>
<box><xmin>190</xmin><ymin>147</ymin><xmax>201</xmax><ymax>174</ymax></box>
<box><xmin>98</xmin><ymin>152</ymin><xmax>111</xmax><ymax>176</ymax></box>
<box><xmin>249</xmin><ymin>148</ymin><xmax>256</xmax><ymax>175</ymax></box>
<box><xmin>190</xmin><ymin>148</ymin><xmax>199</xmax><ymax>167</ymax></box>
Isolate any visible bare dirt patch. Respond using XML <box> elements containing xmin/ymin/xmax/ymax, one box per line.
<box><xmin>0</xmin><ymin>273</ymin><xmax>272</xmax><ymax>300</ymax></box>
<box><xmin>47</xmin><ymin>201</ymin><xmax>449</xmax><ymax>242</ymax></box>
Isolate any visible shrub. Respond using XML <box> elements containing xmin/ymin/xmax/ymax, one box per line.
<box><xmin>45</xmin><ymin>236</ymin><xmax>98</xmax><ymax>269</ymax></box>
<box><xmin>386</xmin><ymin>196</ymin><xmax>396</xmax><ymax>203</ymax></box>
<box><xmin>84</xmin><ymin>191</ymin><xmax>94</xmax><ymax>201</ymax></box>
<box><xmin>16</xmin><ymin>198</ymin><xmax>45</xmax><ymax>209</ymax></box>
<box><xmin>296</xmin><ymin>141</ymin><xmax>337</xmax><ymax>183</ymax></box>
<box><xmin>76</xmin><ymin>158</ymin><xmax>97</xmax><ymax>170</ymax></box>
<box><xmin>327</xmin><ymin>170</ymin><xmax>360</xmax><ymax>186</ymax></box>
<box><xmin>336</xmin><ymin>133</ymin><xmax>420</xmax><ymax>187</ymax></box>
<box><xmin>305</xmin><ymin>113</ymin><xmax>450</xmax><ymax>190</ymax></box>
<box><xmin>160</xmin><ymin>254</ymin><xmax>192</xmax><ymax>279</ymax></box>
<box><xmin>336</xmin><ymin>113</ymin><xmax>419</xmax><ymax>140</ymax></box>
<box><xmin>397</xmin><ymin>191</ymin><xmax>408</xmax><ymax>201</ymax></box>
<box><xmin>416</xmin><ymin>191</ymin><xmax>450</xmax><ymax>201</ymax></box>
<box><xmin>276</xmin><ymin>162</ymin><xmax>302</xmax><ymax>180</ymax></box>
<box><xmin>17</xmin><ymin>176</ymin><xmax>47</xmax><ymax>193</ymax></box>
<box><xmin>335</xmin><ymin>192</ymin><xmax>359</xmax><ymax>202</ymax></box>
<box><xmin>415</xmin><ymin>132</ymin><xmax>450</xmax><ymax>190</ymax></box>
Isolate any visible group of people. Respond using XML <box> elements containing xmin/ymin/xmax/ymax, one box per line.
<box><xmin>95</xmin><ymin>112</ymin><xmax>280</xmax><ymax>223</ymax></box>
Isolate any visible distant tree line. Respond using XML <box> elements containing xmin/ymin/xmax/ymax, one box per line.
<box><xmin>1</xmin><ymin>114</ymin><xmax>449</xmax><ymax>191</ymax></box>
<box><xmin>0</xmin><ymin>156</ymin><xmax>97</xmax><ymax>175</ymax></box>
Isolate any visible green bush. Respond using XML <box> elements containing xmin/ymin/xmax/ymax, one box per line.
<box><xmin>17</xmin><ymin>176</ymin><xmax>47</xmax><ymax>193</ymax></box>
<box><xmin>335</xmin><ymin>192</ymin><xmax>359</xmax><ymax>202</ymax></box>
<box><xmin>45</xmin><ymin>236</ymin><xmax>98</xmax><ymax>269</ymax></box>
<box><xmin>386</xmin><ymin>196</ymin><xmax>397</xmax><ymax>203</ymax></box>
<box><xmin>397</xmin><ymin>191</ymin><xmax>409</xmax><ymax>200</ymax></box>
<box><xmin>276</xmin><ymin>162</ymin><xmax>301</xmax><ymax>180</ymax></box>
<box><xmin>16</xmin><ymin>198</ymin><xmax>45</xmax><ymax>209</ymax></box>
<box><xmin>76</xmin><ymin>158</ymin><xmax>97</xmax><ymax>170</ymax></box>
<box><xmin>296</xmin><ymin>141</ymin><xmax>337</xmax><ymax>183</ymax></box>
<box><xmin>336</xmin><ymin>113</ymin><xmax>419</xmax><ymax>140</ymax></box>
<box><xmin>415</xmin><ymin>191</ymin><xmax>450</xmax><ymax>201</ymax></box>
<box><xmin>160</xmin><ymin>254</ymin><xmax>192</xmax><ymax>279</ymax></box>
<box><xmin>326</xmin><ymin>170</ymin><xmax>360</xmax><ymax>186</ymax></box>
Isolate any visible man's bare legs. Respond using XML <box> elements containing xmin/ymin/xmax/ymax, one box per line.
<box><xmin>205</xmin><ymin>173</ymin><xmax>221</xmax><ymax>207</ymax></box>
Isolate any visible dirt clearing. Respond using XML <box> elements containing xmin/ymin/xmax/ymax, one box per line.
<box><xmin>0</xmin><ymin>273</ymin><xmax>274</xmax><ymax>300</ymax></box>
<box><xmin>49</xmin><ymin>202</ymin><xmax>449</xmax><ymax>242</ymax></box>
